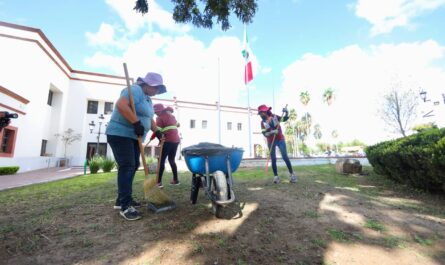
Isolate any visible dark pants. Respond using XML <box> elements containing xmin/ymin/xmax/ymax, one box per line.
<box><xmin>268</xmin><ymin>139</ymin><xmax>294</xmax><ymax>176</ymax></box>
<box><xmin>158</xmin><ymin>142</ymin><xmax>179</xmax><ymax>183</ymax></box>
<box><xmin>107</xmin><ymin>135</ymin><xmax>140</xmax><ymax>209</ymax></box>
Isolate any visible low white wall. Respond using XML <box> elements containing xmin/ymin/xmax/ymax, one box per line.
<box><xmin>239</xmin><ymin>157</ymin><xmax>370</xmax><ymax>168</ymax></box>
<box><xmin>0</xmin><ymin>156</ymin><xmax>64</xmax><ymax>173</ymax></box>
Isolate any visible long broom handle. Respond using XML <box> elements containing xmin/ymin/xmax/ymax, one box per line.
<box><xmin>156</xmin><ymin>139</ymin><xmax>165</xmax><ymax>183</ymax></box>
<box><xmin>265</xmin><ymin>104</ymin><xmax>288</xmax><ymax>174</ymax></box>
<box><xmin>123</xmin><ymin>63</ymin><xmax>149</xmax><ymax>177</ymax></box>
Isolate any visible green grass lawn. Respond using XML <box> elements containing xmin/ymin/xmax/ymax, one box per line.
<box><xmin>1</xmin><ymin>164</ymin><xmax>444</xmax><ymax>265</ymax></box>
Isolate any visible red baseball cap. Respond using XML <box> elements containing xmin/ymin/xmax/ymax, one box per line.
<box><xmin>257</xmin><ymin>104</ymin><xmax>271</xmax><ymax>113</ymax></box>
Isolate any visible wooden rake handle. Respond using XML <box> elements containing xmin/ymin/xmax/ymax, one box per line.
<box><xmin>123</xmin><ymin>63</ymin><xmax>149</xmax><ymax>177</ymax></box>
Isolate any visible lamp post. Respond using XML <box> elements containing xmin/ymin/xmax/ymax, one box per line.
<box><xmin>89</xmin><ymin>114</ymin><xmax>107</xmax><ymax>156</ymax></box>
<box><xmin>419</xmin><ymin>90</ymin><xmax>428</xmax><ymax>102</ymax></box>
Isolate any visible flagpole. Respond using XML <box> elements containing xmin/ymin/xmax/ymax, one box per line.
<box><xmin>217</xmin><ymin>57</ymin><xmax>221</xmax><ymax>144</ymax></box>
<box><xmin>247</xmin><ymin>86</ymin><xmax>252</xmax><ymax>158</ymax></box>
<box><xmin>244</xmin><ymin>24</ymin><xmax>252</xmax><ymax>158</ymax></box>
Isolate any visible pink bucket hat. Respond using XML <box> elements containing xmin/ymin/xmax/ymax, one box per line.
<box><xmin>153</xmin><ymin>103</ymin><xmax>165</xmax><ymax>113</ymax></box>
<box><xmin>137</xmin><ymin>72</ymin><xmax>167</xmax><ymax>94</ymax></box>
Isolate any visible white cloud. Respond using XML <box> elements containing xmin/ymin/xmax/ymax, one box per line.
<box><xmin>84</xmin><ymin>32</ymin><xmax>260</xmax><ymax>106</ymax></box>
<box><xmin>354</xmin><ymin>0</ymin><xmax>445</xmax><ymax>35</ymax></box>
<box><xmin>105</xmin><ymin>0</ymin><xmax>190</xmax><ymax>34</ymax></box>
<box><xmin>85</xmin><ymin>23</ymin><xmax>124</xmax><ymax>48</ymax></box>
<box><xmin>278</xmin><ymin>40</ymin><xmax>445</xmax><ymax>145</ymax></box>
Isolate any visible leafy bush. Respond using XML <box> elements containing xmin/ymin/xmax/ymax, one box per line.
<box><xmin>145</xmin><ymin>156</ymin><xmax>157</xmax><ymax>164</ymax></box>
<box><xmin>89</xmin><ymin>156</ymin><xmax>103</xmax><ymax>174</ymax></box>
<box><xmin>0</xmin><ymin>166</ymin><xmax>20</xmax><ymax>175</ymax></box>
<box><xmin>365</xmin><ymin>128</ymin><xmax>445</xmax><ymax>193</ymax></box>
<box><xmin>101</xmin><ymin>157</ymin><xmax>115</xmax><ymax>173</ymax></box>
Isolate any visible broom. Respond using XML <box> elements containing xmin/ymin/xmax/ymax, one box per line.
<box><xmin>265</xmin><ymin>104</ymin><xmax>288</xmax><ymax>174</ymax></box>
<box><xmin>155</xmin><ymin>138</ymin><xmax>165</xmax><ymax>185</ymax></box>
<box><xmin>122</xmin><ymin>63</ymin><xmax>174</xmax><ymax>210</ymax></box>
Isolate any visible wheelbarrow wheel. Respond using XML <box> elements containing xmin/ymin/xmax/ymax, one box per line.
<box><xmin>212</xmin><ymin>202</ymin><xmax>223</xmax><ymax>218</ymax></box>
<box><xmin>213</xmin><ymin>170</ymin><xmax>229</xmax><ymax>201</ymax></box>
<box><xmin>211</xmin><ymin>171</ymin><xmax>228</xmax><ymax>218</ymax></box>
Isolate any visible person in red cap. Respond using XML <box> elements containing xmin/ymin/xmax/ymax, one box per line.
<box><xmin>153</xmin><ymin>103</ymin><xmax>181</xmax><ymax>187</ymax></box>
<box><xmin>258</xmin><ymin>104</ymin><xmax>297</xmax><ymax>184</ymax></box>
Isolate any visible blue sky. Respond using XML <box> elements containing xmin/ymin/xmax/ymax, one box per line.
<box><xmin>1</xmin><ymin>0</ymin><xmax>445</xmax><ymax>144</ymax></box>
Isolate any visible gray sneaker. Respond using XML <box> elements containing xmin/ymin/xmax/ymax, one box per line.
<box><xmin>273</xmin><ymin>176</ymin><xmax>280</xmax><ymax>184</ymax></box>
<box><xmin>290</xmin><ymin>173</ymin><xmax>297</xmax><ymax>183</ymax></box>
<box><xmin>120</xmin><ymin>206</ymin><xmax>142</xmax><ymax>221</ymax></box>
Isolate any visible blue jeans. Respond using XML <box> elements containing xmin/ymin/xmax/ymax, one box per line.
<box><xmin>107</xmin><ymin>135</ymin><xmax>140</xmax><ymax>209</ymax></box>
<box><xmin>268</xmin><ymin>139</ymin><xmax>294</xmax><ymax>176</ymax></box>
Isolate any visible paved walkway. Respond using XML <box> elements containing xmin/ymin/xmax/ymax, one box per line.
<box><xmin>0</xmin><ymin>167</ymin><xmax>85</xmax><ymax>191</ymax></box>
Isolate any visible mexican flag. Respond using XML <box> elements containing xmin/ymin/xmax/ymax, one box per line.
<box><xmin>242</xmin><ymin>27</ymin><xmax>253</xmax><ymax>84</ymax></box>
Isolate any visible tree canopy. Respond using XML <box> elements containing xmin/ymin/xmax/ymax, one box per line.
<box><xmin>134</xmin><ymin>0</ymin><xmax>258</xmax><ymax>31</ymax></box>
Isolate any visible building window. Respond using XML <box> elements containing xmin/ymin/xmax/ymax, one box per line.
<box><xmin>104</xmin><ymin>102</ymin><xmax>114</xmax><ymax>115</ymax></box>
<box><xmin>87</xmin><ymin>100</ymin><xmax>98</xmax><ymax>114</ymax></box>
<box><xmin>40</xmin><ymin>140</ymin><xmax>48</xmax><ymax>156</ymax></box>
<box><xmin>190</xmin><ymin>119</ymin><xmax>196</xmax><ymax>129</ymax></box>
<box><xmin>0</xmin><ymin>127</ymin><xmax>17</xmax><ymax>157</ymax></box>
<box><xmin>202</xmin><ymin>120</ymin><xmax>207</xmax><ymax>129</ymax></box>
<box><xmin>47</xmin><ymin>90</ymin><xmax>53</xmax><ymax>106</ymax></box>
<box><xmin>237</xmin><ymin>123</ymin><xmax>242</xmax><ymax>131</ymax></box>
<box><xmin>227</xmin><ymin>122</ymin><xmax>232</xmax><ymax>130</ymax></box>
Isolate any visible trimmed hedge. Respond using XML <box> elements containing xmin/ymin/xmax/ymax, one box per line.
<box><xmin>365</xmin><ymin>128</ymin><xmax>445</xmax><ymax>193</ymax></box>
<box><xmin>0</xmin><ymin>166</ymin><xmax>20</xmax><ymax>175</ymax></box>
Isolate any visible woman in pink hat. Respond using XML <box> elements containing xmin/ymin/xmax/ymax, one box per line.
<box><xmin>153</xmin><ymin>103</ymin><xmax>181</xmax><ymax>187</ymax></box>
<box><xmin>258</xmin><ymin>104</ymin><xmax>297</xmax><ymax>184</ymax></box>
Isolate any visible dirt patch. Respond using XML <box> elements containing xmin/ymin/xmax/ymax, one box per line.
<box><xmin>1</xmin><ymin>166</ymin><xmax>444</xmax><ymax>265</ymax></box>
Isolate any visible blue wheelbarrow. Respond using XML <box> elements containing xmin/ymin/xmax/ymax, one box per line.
<box><xmin>181</xmin><ymin>143</ymin><xmax>244</xmax><ymax>218</ymax></box>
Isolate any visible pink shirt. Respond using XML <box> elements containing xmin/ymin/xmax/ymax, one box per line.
<box><xmin>156</xmin><ymin>112</ymin><xmax>180</xmax><ymax>143</ymax></box>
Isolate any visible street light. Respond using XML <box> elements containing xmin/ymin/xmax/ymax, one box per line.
<box><xmin>89</xmin><ymin>114</ymin><xmax>107</xmax><ymax>156</ymax></box>
<box><xmin>419</xmin><ymin>90</ymin><xmax>427</xmax><ymax>102</ymax></box>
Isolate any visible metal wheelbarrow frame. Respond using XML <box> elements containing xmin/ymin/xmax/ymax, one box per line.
<box><xmin>183</xmin><ymin>144</ymin><xmax>243</xmax><ymax>218</ymax></box>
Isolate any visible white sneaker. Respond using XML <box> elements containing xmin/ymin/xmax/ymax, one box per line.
<box><xmin>290</xmin><ymin>173</ymin><xmax>297</xmax><ymax>183</ymax></box>
<box><xmin>273</xmin><ymin>176</ymin><xmax>280</xmax><ymax>184</ymax></box>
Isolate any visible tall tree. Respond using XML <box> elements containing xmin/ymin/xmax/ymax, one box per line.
<box><xmin>313</xmin><ymin>124</ymin><xmax>322</xmax><ymax>140</ymax></box>
<box><xmin>323</xmin><ymin>88</ymin><xmax>335</xmax><ymax>105</ymax></box>
<box><xmin>331</xmin><ymin>130</ymin><xmax>338</xmax><ymax>153</ymax></box>
<box><xmin>301</xmin><ymin>113</ymin><xmax>312</xmax><ymax>141</ymax></box>
<box><xmin>55</xmin><ymin>128</ymin><xmax>82</xmax><ymax>158</ymax></box>
<box><xmin>300</xmin><ymin>91</ymin><xmax>310</xmax><ymax>106</ymax></box>
<box><xmin>284</xmin><ymin>109</ymin><xmax>298</xmax><ymax>157</ymax></box>
<box><xmin>378</xmin><ymin>88</ymin><xmax>418</xmax><ymax>137</ymax></box>
<box><xmin>133</xmin><ymin>0</ymin><xmax>258</xmax><ymax>31</ymax></box>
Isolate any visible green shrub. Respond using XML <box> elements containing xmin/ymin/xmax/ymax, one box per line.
<box><xmin>101</xmin><ymin>158</ymin><xmax>115</xmax><ymax>173</ymax></box>
<box><xmin>366</xmin><ymin>128</ymin><xmax>445</xmax><ymax>193</ymax></box>
<box><xmin>89</xmin><ymin>156</ymin><xmax>103</xmax><ymax>174</ymax></box>
<box><xmin>145</xmin><ymin>156</ymin><xmax>157</xmax><ymax>164</ymax></box>
<box><xmin>0</xmin><ymin>166</ymin><xmax>20</xmax><ymax>175</ymax></box>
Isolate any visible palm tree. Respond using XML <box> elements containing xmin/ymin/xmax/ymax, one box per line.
<box><xmin>331</xmin><ymin>130</ymin><xmax>339</xmax><ymax>153</ymax></box>
<box><xmin>301</xmin><ymin>112</ymin><xmax>312</xmax><ymax>136</ymax></box>
<box><xmin>285</xmin><ymin>109</ymin><xmax>298</xmax><ymax>157</ymax></box>
<box><xmin>300</xmin><ymin>91</ymin><xmax>311</xmax><ymax>141</ymax></box>
<box><xmin>323</xmin><ymin>88</ymin><xmax>335</xmax><ymax>105</ymax></box>
<box><xmin>300</xmin><ymin>91</ymin><xmax>310</xmax><ymax>106</ymax></box>
<box><xmin>313</xmin><ymin>124</ymin><xmax>322</xmax><ymax>140</ymax></box>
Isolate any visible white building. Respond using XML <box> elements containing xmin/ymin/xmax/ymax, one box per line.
<box><xmin>0</xmin><ymin>21</ymin><xmax>266</xmax><ymax>173</ymax></box>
